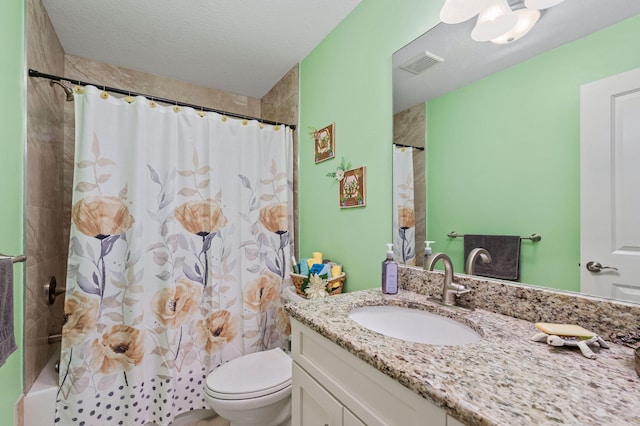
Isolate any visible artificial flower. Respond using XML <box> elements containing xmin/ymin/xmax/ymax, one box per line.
<box><xmin>304</xmin><ymin>274</ymin><xmax>328</xmax><ymax>300</ymax></box>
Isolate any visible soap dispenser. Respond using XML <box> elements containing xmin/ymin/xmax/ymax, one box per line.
<box><xmin>423</xmin><ymin>241</ymin><xmax>435</xmax><ymax>269</ymax></box>
<box><xmin>382</xmin><ymin>243</ymin><xmax>398</xmax><ymax>294</ymax></box>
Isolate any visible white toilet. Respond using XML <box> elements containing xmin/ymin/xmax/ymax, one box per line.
<box><xmin>204</xmin><ymin>286</ymin><xmax>303</xmax><ymax>426</ymax></box>
<box><xmin>204</xmin><ymin>347</ymin><xmax>292</xmax><ymax>426</ymax></box>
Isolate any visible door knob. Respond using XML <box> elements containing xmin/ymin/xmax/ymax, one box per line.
<box><xmin>586</xmin><ymin>261</ymin><xmax>618</xmax><ymax>273</ymax></box>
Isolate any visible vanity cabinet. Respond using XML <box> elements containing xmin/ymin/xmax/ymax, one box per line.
<box><xmin>291</xmin><ymin>319</ymin><xmax>462</xmax><ymax>426</ymax></box>
<box><xmin>293</xmin><ymin>363</ymin><xmax>365</xmax><ymax>426</ymax></box>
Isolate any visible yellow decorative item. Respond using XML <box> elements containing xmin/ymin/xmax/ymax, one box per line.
<box><xmin>74</xmin><ymin>86</ymin><xmax>84</xmax><ymax>95</ymax></box>
<box><xmin>100</xmin><ymin>91</ymin><xmax>109</xmax><ymax>99</ymax></box>
<box><xmin>312</xmin><ymin>252</ymin><xmax>323</xmax><ymax>261</ymax></box>
<box><xmin>149</xmin><ymin>101</ymin><xmax>157</xmax><ymax>108</ymax></box>
<box><xmin>173</xmin><ymin>106</ymin><xmax>181</xmax><ymax>113</ymax></box>
<box><xmin>274</xmin><ymin>125</ymin><xmax>280</xmax><ymax>131</ymax></box>
<box><xmin>534</xmin><ymin>323</ymin><xmax>595</xmax><ymax>338</ymax></box>
<box><xmin>124</xmin><ymin>96</ymin><xmax>135</xmax><ymax>104</ymax></box>
<box><xmin>331</xmin><ymin>265</ymin><xmax>342</xmax><ymax>277</ymax></box>
<box><xmin>198</xmin><ymin>111</ymin><xmax>207</xmax><ymax>118</ymax></box>
<box><xmin>242</xmin><ymin>119</ymin><xmax>248</xmax><ymax>126</ymax></box>
<box><xmin>221</xmin><ymin>116</ymin><xmax>228</xmax><ymax>122</ymax></box>
<box><xmin>259</xmin><ymin>123</ymin><xmax>265</xmax><ymax>129</ymax></box>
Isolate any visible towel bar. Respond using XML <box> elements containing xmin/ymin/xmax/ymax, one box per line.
<box><xmin>447</xmin><ymin>231</ymin><xmax>541</xmax><ymax>242</ymax></box>
<box><xmin>0</xmin><ymin>253</ymin><xmax>26</xmax><ymax>263</ymax></box>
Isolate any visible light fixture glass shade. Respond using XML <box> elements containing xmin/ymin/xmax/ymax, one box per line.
<box><xmin>440</xmin><ymin>0</ymin><xmax>487</xmax><ymax>24</ymax></box>
<box><xmin>491</xmin><ymin>8</ymin><xmax>540</xmax><ymax>44</ymax></box>
<box><xmin>471</xmin><ymin>0</ymin><xmax>518</xmax><ymax>42</ymax></box>
<box><xmin>524</xmin><ymin>0</ymin><xmax>565</xmax><ymax>10</ymax></box>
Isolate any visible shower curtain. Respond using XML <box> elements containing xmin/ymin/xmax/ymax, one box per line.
<box><xmin>56</xmin><ymin>85</ymin><xmax>294</xmax><ymax>425</ymax></box>
<box><xmin>393</xmin><ymin>146</ymin><xmax>416</xmax><ymax>265</ymax></box>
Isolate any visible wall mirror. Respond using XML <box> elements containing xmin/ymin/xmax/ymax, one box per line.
<box><xmin>392</xmin><ymin>0</ymin><xmax>640</xmax><ymax>303</ymax></box>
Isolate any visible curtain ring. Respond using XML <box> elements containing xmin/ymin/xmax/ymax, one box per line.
<box><xmin>125</xmin><ymin>90</ymin><xmax>134</xmax><ymax>104</ymax></box>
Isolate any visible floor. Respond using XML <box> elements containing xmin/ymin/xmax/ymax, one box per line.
<box><xmin>191</xmin><ymin>416</ymin><xmax>230</xmax><ymax>426</ymax></box>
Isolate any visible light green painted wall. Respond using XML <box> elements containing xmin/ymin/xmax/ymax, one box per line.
<box><xmin>427</xmin><ymin>16</ymin><xmax>640</xmax><ymax>291</ymax></box>
<box><xmin>299</xmin><ymin>0</ymin><xmax>442</xmax><ymax>291</ymax></box>
<box><xmin>0</xmin><ymin>0</ymin><xmax>25</xmax><ymax>422</ymax></box>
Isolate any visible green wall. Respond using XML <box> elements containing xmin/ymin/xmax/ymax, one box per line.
<box><xmin>0</xmin><ymin>0</ymin><xmax>25</xmax><ymax>422</ymax></box>
<box><xmin>299</xmin><ymin>0</ymin><xmax>442</xmax><ymax>291</ymax></box>
<box><xmin>427</xmin><ymin>16</ymin><xmax>640</xmax><ymax>291</ymax></box>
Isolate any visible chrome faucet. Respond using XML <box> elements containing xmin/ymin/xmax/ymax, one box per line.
<box><xmin>464</xmin><ymin>247</ymin><xmax>492</xmax><ymax>275</ymax></box>
<box><xmin>426</xmin><ymin>252</ymin><xmax>469</xmax><ymax>306</ymax></box>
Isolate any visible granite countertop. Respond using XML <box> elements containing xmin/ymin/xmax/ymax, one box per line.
<box><xmin>286</xmin><ymin>288</ymin><xmax>640</xmax><ymax>425</ymax></box>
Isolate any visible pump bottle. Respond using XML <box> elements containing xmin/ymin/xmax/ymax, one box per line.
<box><xmin>382</xmin><ymin>243</ymin><xmax>398</xmax><ymax>294</ymax></box>
<box><xmin>423</xmin><ymin>241</ymin><xmax>435</xmax><ymax>269</ymax></box>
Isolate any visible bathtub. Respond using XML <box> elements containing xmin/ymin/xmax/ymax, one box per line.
<box><xmin>23</xmin><ymin>352</ymin><xmax>220</xmax><ymax>425</ymax></box>
<box><xmin>24</xmin><ymin>353</ymin><xmax>59</xmax><ymax>425</ymax></box>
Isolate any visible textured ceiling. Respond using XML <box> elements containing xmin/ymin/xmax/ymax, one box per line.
<box><xmin>393</xmin><ymin>0</ymin><xmax>640</xmax><ymax>113</ymax></box>
<box><xmin>42</xmin><ymin>0</ymin><xmax>361</xmax><ymax>98</ymax></box>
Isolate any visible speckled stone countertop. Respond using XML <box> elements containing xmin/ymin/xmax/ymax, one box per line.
<box><xmin>286</xmin><ymin>288</ymin><xmax>640</xmax><ymax>425</ymax></box>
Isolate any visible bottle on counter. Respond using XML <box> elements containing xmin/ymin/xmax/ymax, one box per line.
<box><xmin>423</xmin><ymin>240</ymin><xmax>435</xmax><ymax>269</ymax></box>
<box><xmin>382</xmin><ymin>243</ymin><xmax>398</xmax><ymax>294</ymax></box>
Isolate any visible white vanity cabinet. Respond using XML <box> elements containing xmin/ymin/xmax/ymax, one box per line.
<box><xmin>291</xmin><ymin>319</ymin><xmax>463</xmax><ymax>426</ymax></box>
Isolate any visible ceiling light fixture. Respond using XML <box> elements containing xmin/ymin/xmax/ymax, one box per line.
<box><xmin>439</xmin><ymin>0</ymin><xmax>564</xmax><ymax>44</ymax></box>
<box><xmin>440</xmin><ymin>0</ymin><xmax>487</xmax><ymax>24</ymax></box>
<box><xmin>471</xmin><ymin>0</ymin><xmax>518</xmax><ymax>42</ymax></box>
<box><xmin>491</xmin><ymin>7</ymin><xmax>540</xmax><ymax>44</ymax></box>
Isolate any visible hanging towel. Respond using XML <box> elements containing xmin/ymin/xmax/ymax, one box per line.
<box><xmin>0</xmin><ymin>258</ymin><xmax>17</xmax><ymax>367</ymax></box>
<box><xmin>464</xmin><ymin>234</ymin><xmax>521</xmax><ymax>281</ymax></box>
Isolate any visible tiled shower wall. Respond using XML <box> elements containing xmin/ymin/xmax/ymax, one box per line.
<box><xmin>26</xmin><ymin>0</ymin><xmax>298</xmax><ymax>396</ymax></box>
<box><xmin>25</xmin><ymin>0</ymin><xmax>67</xmax><ymax>392</ymax></box>
<box><xmin>393</xmin><ymin>104</ymin><xmax>426</xmax><ymax>264</ymax></box>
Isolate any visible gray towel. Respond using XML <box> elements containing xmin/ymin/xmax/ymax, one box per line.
<box><xmin>0</xmin><ymin>258</ymin><xmax>17</xmax><ymax>367</ymax></box>
<box><xmin>464</xmin><ymin>235</ymin><xmax>521</xmax><ymax>281</ymax></box>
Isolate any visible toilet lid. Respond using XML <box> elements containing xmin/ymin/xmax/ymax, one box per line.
<box><xmin>205</xmin><ymin>348</ymin><xmax>292</xmax><ymax>400</ymax></box>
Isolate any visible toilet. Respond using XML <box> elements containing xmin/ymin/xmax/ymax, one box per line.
<box><xmin>204</xmin><ymin>286</ymin><xmax>303</xmax><ymax>426</ymax></box>
<box><xmin>204</xmin><ymin>347</ymin><xmax>292</xmax><ymax>426</ymax></box>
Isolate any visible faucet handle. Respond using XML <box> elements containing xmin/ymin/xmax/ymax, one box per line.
<box><xmin>456</xmin><ymin>287</ymin><xmax>472</xmax><ymax>296</ymax></box>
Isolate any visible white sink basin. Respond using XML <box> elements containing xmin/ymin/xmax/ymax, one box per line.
<box><xmin>348</xmin><ymin>305</ymin><xmax>482</xmax><ymax>345</ymax></box>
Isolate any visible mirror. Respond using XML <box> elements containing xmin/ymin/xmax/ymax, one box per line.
<box><xmin>392</xmin><ymin>0</ymin><xmax>640</xmax><ymax>301</ymax></box>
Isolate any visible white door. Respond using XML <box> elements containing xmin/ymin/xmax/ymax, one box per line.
<box><xmin>581</xmin><ymin>67</ymin><xmax>640</xmax><ymax>302</ymax></box>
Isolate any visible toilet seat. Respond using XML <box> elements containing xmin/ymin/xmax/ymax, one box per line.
<box><xmin>205</xmin><ymin>348</ymin><xmax>292</xmax><ymax>400</ymax></box>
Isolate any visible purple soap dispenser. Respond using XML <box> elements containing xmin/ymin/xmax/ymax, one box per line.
<box><xmin>382</xmin><ymin>243</ymin><xmax>398</xmax><ymax>294</ymax></box>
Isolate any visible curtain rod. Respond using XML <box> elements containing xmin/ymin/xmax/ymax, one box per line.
<box><xmin>28</xmin><ymin>69</ymin><xmax>297</xmax><ymax>130</ymax></box>
<box><xmin>394</xmin><ymin>143</ymin><xmax>425</xmax><ymax>151</ymax></box>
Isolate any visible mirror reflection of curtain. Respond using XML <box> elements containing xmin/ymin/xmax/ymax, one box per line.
<box><xmin>393</xmin><ymin>146</ymin><xmax>416</xmax><ymax>264</ymax></box>
<box><xmin>56</xmin><ymin>85</ymin><xmax>294</xmax><ymax>425</ymax></box>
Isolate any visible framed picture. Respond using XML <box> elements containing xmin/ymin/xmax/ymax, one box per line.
<box><xmin>314</xmin><ymin>123</ymin><xmax>335</xmax><ymax>163</ymax></box>
<box><xmin>339</xmin><ymin>166</ymin><xmax>366</xmax><ymax>208</ymax></box>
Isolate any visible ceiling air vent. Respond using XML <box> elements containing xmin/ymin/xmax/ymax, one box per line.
<box><xmin>399</xmin><ymin>50</ymin><xmax>444</xmax><ymax>75</ymax></box>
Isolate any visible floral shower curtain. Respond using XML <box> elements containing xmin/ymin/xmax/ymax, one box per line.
<box><xmin>393</xmin><ymin>146</ymin><xmax>416</xmax><ymax>265</ymax></box>
<box><xmin>55</xmin><ymin>85</ymin><xmax>294</xmax><ymax>425</ymax></box>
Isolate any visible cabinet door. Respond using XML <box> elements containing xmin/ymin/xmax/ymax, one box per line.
<box><xmin>292</xmin><ymin>363</ymin><xmax>343</xmax><ymax>426</ymax></box>
<box><xmin>344</xmin><ymin>408</ymin><xmax>366</xmax><ymax>426</ymax></box>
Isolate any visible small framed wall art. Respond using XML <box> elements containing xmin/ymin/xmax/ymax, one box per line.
<box><xmin>339</xmin><ymin>166</ymin><xmax>366</xmax><ymax>208</ymax></box>
<box><xmin>314</xmin><ymin>123</ymin><xmax>335</xmax><ymax>163</ymax></box>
